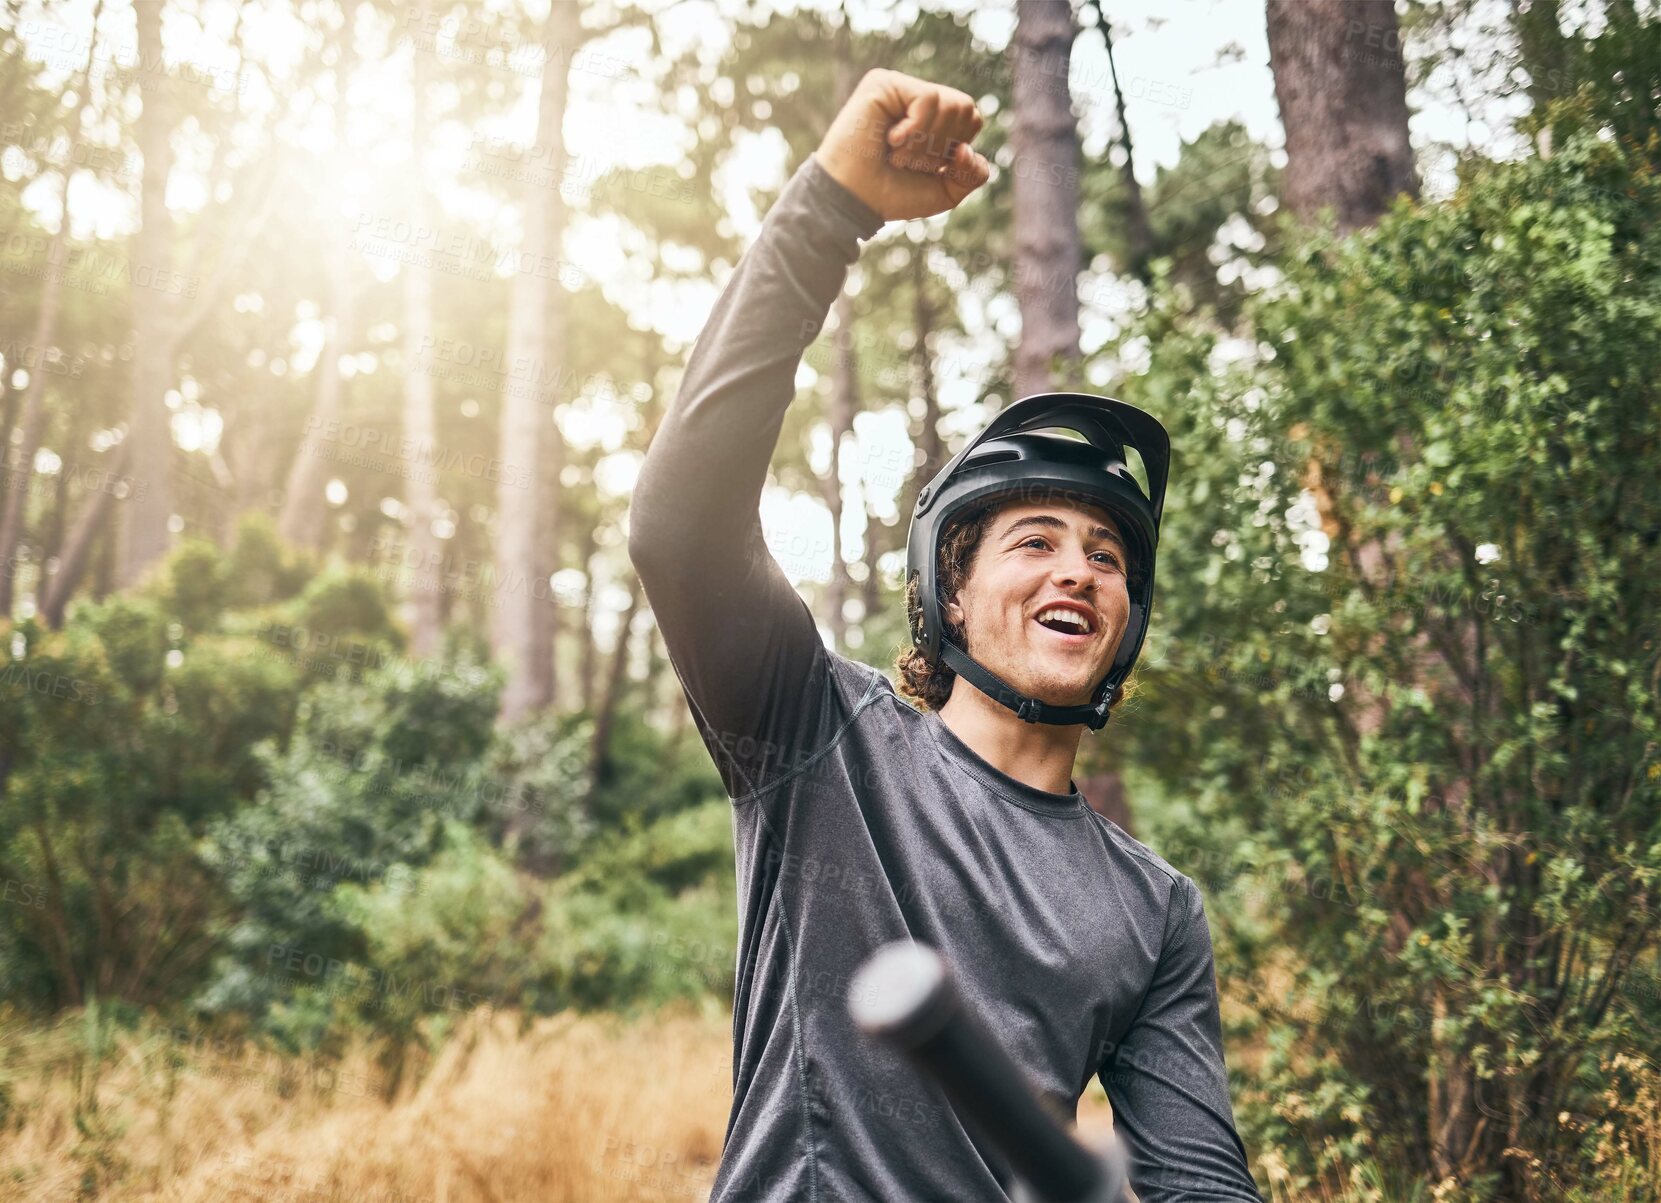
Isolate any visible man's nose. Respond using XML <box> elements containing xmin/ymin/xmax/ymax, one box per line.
<box><xmin>1050</xmin><ymin>546</ymin><xmax>1096</xmax><ymax>589</ymax></box>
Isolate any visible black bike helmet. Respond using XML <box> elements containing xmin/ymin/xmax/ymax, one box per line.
<box><xmin>904</xmin><ymin>392</ymin><xmax>1170</xmax><ymax>731</ymax></box>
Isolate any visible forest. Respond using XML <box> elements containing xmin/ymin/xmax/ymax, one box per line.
<box><xmin>1</xmin><ymin>0</ymin><xmax>1658</xmax><ymax>1199</ymax></box>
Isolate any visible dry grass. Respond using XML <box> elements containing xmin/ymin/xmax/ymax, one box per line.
<box><xmin>1</xmin><ymin>1004</ymin><xmax>733</xmax><ymax>1203</ymax></box>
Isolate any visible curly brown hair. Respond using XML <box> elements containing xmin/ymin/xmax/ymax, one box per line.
<box><xmin>894</xmin><ymin>497</ymin><xmax>1142</xmax><ymax>717</ymax></box>
<box><xmin>895</xmin><ymin>504</ymin><xmax>997</xmax><ymax>710</ymax></box>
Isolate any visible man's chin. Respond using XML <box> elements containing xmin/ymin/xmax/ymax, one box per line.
<box><xmin>983</xmin><ymin>664</ymin><xmax>1102</xmax><ymax>710</ymax></box>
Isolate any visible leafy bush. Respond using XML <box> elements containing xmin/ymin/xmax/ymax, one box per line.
<box><xmin>142</xmin><ymin>635</ymin><xmax>306</xmax><ymax>821</ymax></box>
<box><xmin>298</xmin><ymin>566</ymin><xmax>405</xmax><ymax>656</ymax></box>
<box><xmin>1118</xmin><ymin>125</ymin><xmax>1661</xmax><ymax>1199</ymax></box>
<box><xmin>0</xmin><ymin>529</ymin><xmax>321</xmax><ymax>1011</ymax></box>
<box><xmin>220</xmin><ymin>560</ymin><xmax>406</xmax><ymax>692</ymax></box>
<box><xmin>326</xmin><ymin>820</ymin><xmax>540</xmax><ymax>1059</ymax></box>
<box><xmin>74</xmin><ymin>594</ymin><xmax>169</xmax><ymax>696</ymax></box>
<box><xmin>477</xmin><ymin>705</ymin><xmax>727</xmax><ymax>877</ymax></box>
<box><xmin>148</xmin><ymin>537</ymin><xmax>229</xmax><ymax>634</ymax></box>
<box><xmin>523</xmin><ymin>797</ymin><xmax>738</xmax><ymax>1016</ymax></box>
<box><xmin>476</xmin><ymin>708</ymin><xmax>597</xmax><ymax>876</ymax></box>
<box><xmin>224</xmin><ymin>512</ymin><xmax>314</xmax><ymax>609</ymax></box>
<box><xmin>195</xmin><ymin>651</ymin><xmax>504</xmax><ymax>1031</ymax></box>
<box><xmin>586</xmin><ymin>708</ymin><xmax>729</xmax><ymax>831</ymax></box>
<box><xmin>307</xmin><ymin>795</ymin><xmax>737</xmax><ymax>1049</ymax></box>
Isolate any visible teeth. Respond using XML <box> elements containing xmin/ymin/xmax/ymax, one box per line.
<box><xmin>1035</xmin><ymin>607</ymin><xmax>1092</xmax><ymax>633</ymax></box>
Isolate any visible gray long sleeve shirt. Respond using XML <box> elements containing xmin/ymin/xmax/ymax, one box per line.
<box><xmin>628</xmin><ymin>153</ymin><xmax>1263</xmax><ymax>1203</ymax></box>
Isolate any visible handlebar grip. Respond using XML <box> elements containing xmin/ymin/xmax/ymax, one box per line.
<box><xmin>848</xmin><ymin>941</ymin><xmax>1125</xmax><ymax>1203</ymax></box>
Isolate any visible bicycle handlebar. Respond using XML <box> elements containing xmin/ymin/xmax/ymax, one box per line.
<box><xmin>848</xmin><ymin>941</ymin><xmax>1129</xmax><ymax>1203</ymax></box>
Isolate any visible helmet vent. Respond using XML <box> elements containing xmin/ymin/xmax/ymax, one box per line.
<box><xmin>965</xmin><ymin>448</ymin><xmax>1021</xmax><ymax>467</ymax></box>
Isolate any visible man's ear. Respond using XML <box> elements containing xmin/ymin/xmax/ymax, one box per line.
<box><xmin>945</xmin><ymin>595</ymin><xmax>964</xmax><ymax>626</ymax></box>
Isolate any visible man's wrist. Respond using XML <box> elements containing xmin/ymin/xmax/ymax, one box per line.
<box><xmin>807</xmin><ymin>151</ymin><xmax>886</xmax><ymax>240</ymax></box>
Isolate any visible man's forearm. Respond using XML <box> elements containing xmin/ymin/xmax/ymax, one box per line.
<box><xmin>628</xmin><ymin>155</ymin><xmax>884</xmax><ymax>588</ymax></box>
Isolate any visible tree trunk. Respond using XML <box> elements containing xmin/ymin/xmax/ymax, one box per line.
<box><xmin>659</xmin><ymin>623</ymin><xmax>690</xmax><ymax>751</ymax></box>
<box><xmin>1269</xmin><ymin>0</ymin><xmax>1420</xmax><ymax>740</ymax></box>
<box><xmin>1010</xmin><ymin>0</ymin><xmax>1084</xmax><ymax>400</ymax></box>
<box><xmin>37</xmin><ymin>6</ymin><xmax>275</xmax><ymax>617</ymax></box>
<box><xmin>1264</xmin><ymin>0</ymin><xmax>1419</xmax><ymax>233</ymax></box>
<box><xmin>41</xmin><ymin>440</ymin><xmax>131</xmax><ymax>627</ymax></box>
<box><xmin>0</xmin><ymin>379</ymin><xmax>19</xmax><ymax>463</ymax></box>
<box><xmin>1011</xmin><ymin>1</ymin><xmax>1127</xmax><ymax>820</ymax></box>
<box><xmin>274</xmin><ymin>284</ymin><xmax>353</xmax><ymax>553</ymax></box>
<box><xmin>540</xmin><ymin>382</ymin><xmax>564</xmax><ymax>685</ymax></box>
<box><xmin>0</xmin><ymin>0</ymin><xmax>100</xmax><ymax>615</ymax></box>
<box><xmin>579</xmin><ymin>530</ymin><xmax>600</xmax><ymax>712</ymax></box>
<box><xmin>1077</xmin><ymin>771</ymin><xmax>1135</xmax><ymax>837</ymax></box>
<box><xmin>90</xmin><ymin>497</ymin><xmax>116</xmax><ymax>600</ymax></box>
<box><xmin>278</xmin><ymin>0</ymin><xmax>358</xmax><ymax>553</ymax></box>
<box><xmin>0</xmin><ymin>231</ymin><xmax>69</xmax><ymax>615</ymax></box>
<box><xmin>33</xmin><ymin>418</ymin><xmax>74</xmax><ymax>615</ymax></box>
<box><xmin>229</xmin><ymin>392</ymin><xmax>274</xmax><ymax>514</ymax></box>
<box><xmin>588</xmin><ymin>575</ymin><xmax>641</xmax><ymax>799</ymax></box>
<box><xmin>861</xmin><ymin>501</ymin><xmax>885</xmax><ymax>619</ymax></box>
<box><xmin>638</xmin><ymin>604</ymin><xmax>664</xmax><ymax>703</ymax></box>
<box><xmin>493</xmin><ymin>0</ymin><xmax>576</xmax><ymax>724</ymax></box>
<box><xmin>1267</xmin><ymin>3</ymin><xmax>1486</xmax><ymax>1182</ymax></box>
<box><xmin>402</xmin><ymin>42</ymin><xmax>443</xmax><ymax>659</ymax></box>
<box><xmin>1427</xmin><ymin>984</ymin><xmax>1483</xmax><ymax>1181</ymax></box>
<box><xmin>116</xmin><ymin>0</ymin><xmax>176</xmax><ymax>589</ymax></box>
<box><xmin>1511</xmin><ymin>0</ymin><xmax>1574</xmax><ymax>117</ymax></box>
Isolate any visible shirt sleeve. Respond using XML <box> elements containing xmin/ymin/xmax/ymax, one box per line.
<box><xmin>1099</xmin><ymin>877</ymin><xmax>1264</xmax><ymax>1202</ymax></box>
<box><xmin>627</xmin><ymin>154</ymin><xmax>885</xmax><ymax>800</ymax></box>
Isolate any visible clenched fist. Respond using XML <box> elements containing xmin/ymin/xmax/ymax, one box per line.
<box><xmin>813</xmin><ymin>68</ymin><xmax>992</xmax><ymax>223</ymax></box>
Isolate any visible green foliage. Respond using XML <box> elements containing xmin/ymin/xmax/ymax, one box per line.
<box><xmin>363</xmin><ymin>649</ymin><xmax>499</xmax><ymax>772</ymax></box>
<box><xmin>1118</xmin><ymin>125</ymin><xmax>1661</xmax><ymax>1196</ymax></box>
<box><xmin>176</xmin><ymin>561</ymin><xmax>726</xmax><ymax>1034</ymax></box>
<box><xmin>221</xmin><ymin>559</ymin><xmax>406</xmax><ymax>691</ymax></box>
<box><xmin>533</xmin><ymin>798</ymin><xmax>739</xmax><ymax>1015</ymax></box>
<box><xmin>297</xmin><ymin>565</ymin><xmax>406</xmax><ymax>660</ymax></box>
<box><xmin>148</xmin><ymin>538</ymin><xmax>229</xmax><ymax>634</ymax></box>
<box><xmin>327</xmin><ymin>820</ymin><xmax>538</xmax><ymax>1044</ymax></box>
<box><xmin>587</xmin><ymin>709</ymin><xmax>728</xmax><ymax>831</ymax></box>
<box><xmin>475</xmin><ymin>708</ymin><xmax>599</xmax><ymax>876</ymax></box>
<box><xmin>195</xmin><ymin>652</ymin><xmax>504</xmax><ymax>1029</ymax></box>
<box><xmin>143</xmin><ymin>635</ymin><xmax>306</xmax><ymax>821</ymax></box>
<box><xmin>1519</xmin><ymin>2</ymin><xmax>1661</xmax><ymax>166</ymax></box>
<box><xmin>73</xmin><ymin>595</ymin><xmax>169</xmax><ymax>697</ymax></box>
<box><xmin>563</xmin><ymin>798</ymin><xmax>736</xmax><ymax>901</ymax></box>
<box><xmin>313</xmin><ymin>798</ymin><xmax>737</xmax><ymax>1040</ymax></box>
<box><xmin>224</xmin><ymin>512</ymin><xmax>315</xmax><ymax>610</ymax></box>
<box><xmin>0</xmin><ymin>548</ymin><xmax>307</xmax><ymax>1011</ymax></box>
<box><xmin>1082</xmin><ymin>120</ymin><xmax>1283</xmax><ymax>327</ymax></box>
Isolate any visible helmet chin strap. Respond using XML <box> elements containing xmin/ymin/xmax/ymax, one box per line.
<box><xmin>938</xmin><ymin>639</ymin><xmax>1114</xmax><ymax>732</ymax></box>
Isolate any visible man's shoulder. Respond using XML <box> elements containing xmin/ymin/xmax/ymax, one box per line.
<box><xmin>1085</xmin><ymin>810</ymin><xmax>1194</xmax><ymax>899</ymax></box>
<box><xmin>824</xmin><ymin>648</ymin><xmax>903</xmax><ymax>708</ymax></box>
<box><xmin>811</xmin><ymin>650</ymin><xmax>944</xmax><ymax>752</ymax></box>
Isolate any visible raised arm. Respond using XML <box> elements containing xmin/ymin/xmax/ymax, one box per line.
<box><xmin>1099</xmin><ymin>877</ymin><xmax>1265</xmax><ymax>1202</ymax></box>
<box><xmin>628</xmin><ymin>70</ymin><xmax>990</xmax><ymax>798</ymax></box>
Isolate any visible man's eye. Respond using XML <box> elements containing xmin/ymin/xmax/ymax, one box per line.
<box><xmin>1092</xmin><ymin>552</ymin><xmax>1123</xmax><ymax>569</ymax></box>
<box><xmin>1021</xmin><ymin>537</ymin><xmax>1049</xmax><ymax>550</ymax></box>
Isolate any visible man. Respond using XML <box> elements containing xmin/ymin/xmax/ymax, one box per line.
<box><xmin>630</xmin><ymin>67</ymin><xmax>1262</xmax><ymax>1203</ymax></box>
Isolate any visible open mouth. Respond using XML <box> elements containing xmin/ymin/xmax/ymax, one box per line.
<box><xmin>1032</xmin><ymin>606</ymin><xmax>1095</xmax><ymax>639</ymax></box>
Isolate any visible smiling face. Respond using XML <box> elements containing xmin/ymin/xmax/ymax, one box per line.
<box><xmin>943</xmin><ymin>497</ymin><xmax>1134</xmax><ymax>709</ymax></box>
